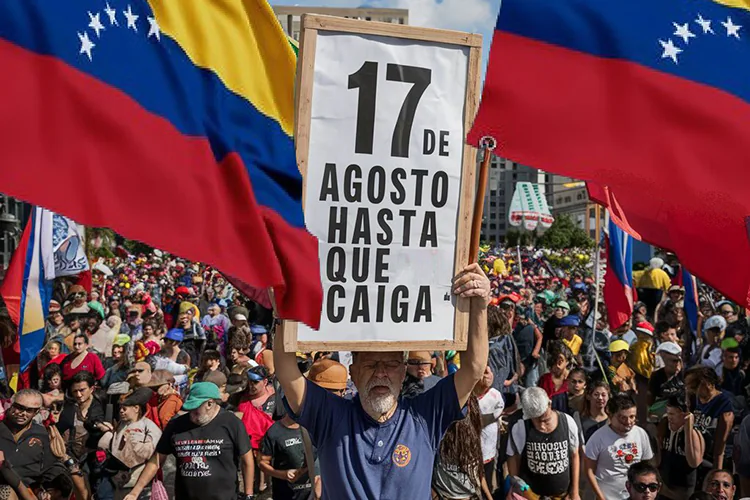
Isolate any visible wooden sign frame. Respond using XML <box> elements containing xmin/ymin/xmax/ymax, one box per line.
<box><xmin>282</xmin><ymin>14</ymin><xmax>483</xmax><ymax>353</ymax></box>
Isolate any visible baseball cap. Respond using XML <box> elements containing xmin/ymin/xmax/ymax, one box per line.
<box><xmin>634</xmin><ymin>321</ymin><xmax>655</xmax><ymax>337</ymax></box>
<box><xmin>558</xmin><ymin>315</ymin><xmax>580</xmax><ymax>327</ymax></box>
<box><xmin>555</xmin><ymin>300</ymin><xmax>571</xmax><ymax>311</ymax></box>
<box><xmin>182</xmin><ymin>382</ymin><xmax>221</xmax><ymax>411</ymax></box>
<box><xmin>234</xmin><ymin>314</ymin><xmax>248</xmax><ymax>322</ymax></box>
<box><xmin>225</xmin><ymin>372</ymin><xmax>247</xmax><ymax>395</ymax></box>
<box><xmin>250</xmin><ymin>325</ymin><xmax>268</xmax><ymax>336</ymax></box>
<box><xmin>704</xmin><ymin>315</ymin><xmax>727</xmax><ymax>332</ymax></box>
<box><xmin>407</xmin><ymin>351</ymin><xmax>432</xmax><ymax>362</ymax></box>
<box><xmin>247</xmin><ymin>366</ymin><xmax>269</xmax><ymax>382</ymax></box>
<box><xmin>120</xmin><ymin>387</ymin><xmax>153</xmax><ymax>407</ymax></box>
<box><xmin>48</xmin><ymin>300</ymin><xmax>61</xmax><ymax>313</ymax></box>
<box><xmin>656</xmin><ymin>341</ymin><xmax>681</xmax><ymax>356</ymax></box>
<box><xmin>609</xmin><ymin>340</ymin><xmax>630</xmax><ymax>353</ymax></box>
<box><xmin>164</xmin><ymin>328</ymin><xmax>184</xmax><ymax>342</ymax></box>
<box><xmin>307</xmin><ymin>359</ymin><xmax>348</xmax><ymax>390</ymax></box>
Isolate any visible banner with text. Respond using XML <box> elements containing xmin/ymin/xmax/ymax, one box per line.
<box><xmin>298</xmin><ymin>29</ymin><xmax>472</xmax><ymax>343</ymax></box>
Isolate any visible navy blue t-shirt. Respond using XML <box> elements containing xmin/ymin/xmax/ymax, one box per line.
<box><xmin>285</xmin><ymin>375</ymin><xmax>465</xmax><ymax>499</ymax></box>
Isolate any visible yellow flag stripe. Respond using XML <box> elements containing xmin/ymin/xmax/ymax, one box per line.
<box><xmin>147</xmin><ymin>0</ymin><xmax>295</xmax><ymax>137</ymax></box>
<box><xmin>712</xmin><ymin>0</ymin><xmax>750</xmax><ymax>12</ymax></box>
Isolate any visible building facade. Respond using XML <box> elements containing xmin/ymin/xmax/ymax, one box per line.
<box><xmin>273</xmin><ymin>6</ymin><xmax>409</xmax><ymax>40</ymax></box>
<box><xmin>0</xmin><ymin>195</ymin><xmax>25</xmax><ymax>272</ymax></box>
<box><xmin>480</xmin><ymin>156</ymin><xmax>553</xmax><ymax>244</ymax></box>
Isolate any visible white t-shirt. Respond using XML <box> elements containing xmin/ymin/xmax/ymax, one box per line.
<box><xmin>506</xmin><ymin>412</ymin><xmax>580</xmax><ymax>457</ymax></box>
<box><xmin>700</xmin><ymin>344</ymin><xmax>722</xmax><ymax>369</ymax></box>
<box><xmin>584</xmin><ymin>424</ymin><xmax>654</xmax><ymax>500</ymax></box>
<box><xmin>478</xmin><ymin>388</ymin><xmax>504</xmax><ymax>462</ymax></box>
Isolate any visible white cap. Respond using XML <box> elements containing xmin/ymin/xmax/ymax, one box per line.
<box><xmin>704</xmin><ymin>315</ymin><xmax>727</xmax><ymax>332</ymax></box>
<box><xmin>656</xmin><ymin>341</ymin><xmax>681</xmax><ymax>356</ymax></box>
<box><xmin>234</xmin><ymin>314</ymin><xmax>248</xmax><ymax>321</ymax></box>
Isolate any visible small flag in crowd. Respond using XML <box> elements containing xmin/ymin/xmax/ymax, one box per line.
<box><xmin>0</xmin><ymin>208</ymin><xmax>54</xmax><ymax>371</ymax></box>
<box><xmin>683</xmin><ymin>268</ymin><xmax>699</xmax><ymax>333</ymax></box>
<box><xmin>603</xmin><ymin>218</ymin><xmax>636</xmax><ymax>331</ymax></box>
<box><xmin>0</xmin><ymin>0</ymin><xmax>322</xmax><ymax>328</ymax></box>
<box><xmin>468</xmin><ymin>0</ymin><xmax>750</xmax><ymax>307</ymax></box>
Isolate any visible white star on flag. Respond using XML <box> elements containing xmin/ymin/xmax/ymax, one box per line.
<box><xmin>104</xmin><ymin>2</ymin><xmax>118</xmax><ymax>26</ymax></box>
<box><xmin>659</xmin><ymin>38</ymin><xmax>682</xmax><ymax>64</ymax></box>
<box><xmin>147</xmin><ymin>16</ymin><xmax>161</xmax><ymax>41</ymax></box>
<box><xmin>78</xmin><ymin>31</ymin><xmax>95</xmax><ymax>61</ymax></box>
<box><xmin>695</xmin><ymin>14</ymin><xmax>714</xmax><ymax>34</ymax></box>
<box><xmin>123</xmin><ymin>5</ymin><xmax>139</xmax><ymax>32</ymax></box>
<box><xmin>88</xmin><ymin>11</ymin><xmax>106</xmax><ymax>38</ymax></box>
<box><xmin>722</xmin><ymin>17</ymin><xmax>742</xmax><ymax>39</ymax></box>
<box><xmin>673</xmin><ymin>22</ymin><xmax>696</xmax><ymax>44</ymax></box>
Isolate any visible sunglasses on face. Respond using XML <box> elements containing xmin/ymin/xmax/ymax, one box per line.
<box><xmin>632</xmin><ymin>482</ymin><xmax>660</xmax><ymax>493</ymax></box>
<box><xmin>407</xmin><ymin>360</ymin><xmax>431</xmax><ymax>366</ymax></box>
<box><xmin>11</xmin><ymin>402</ymin><xmax>41</xmax><ymax>415</ymax></box>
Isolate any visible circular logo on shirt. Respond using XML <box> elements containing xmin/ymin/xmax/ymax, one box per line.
<box><xmin>392</xmin><ymin>444</ymin><xmax>411</xmax><ymax>467</ymax></box>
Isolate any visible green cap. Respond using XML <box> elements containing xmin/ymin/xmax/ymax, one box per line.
<box><xmin>113</xmin><ymin>334</ymin><xmax>131</xmax><ymax>347</ymax></box>
<box><xmin>182</xmin><ymin>382</ymin><xmax>221</xmax><ymax>411</ymax></box>
<box><xmin>555</xmin><ymin>300</ymin><xmax>570</xmax><ymax>311</ymax></box>
<box><xmin>88</xmin><ymin>301</ymin><xmax>105</xmax><ymax>319</ymax></box>
<box><xmin>721</xmin><ymin>338</ymin><xmax>739</xmax><ymax>350</ymax></box>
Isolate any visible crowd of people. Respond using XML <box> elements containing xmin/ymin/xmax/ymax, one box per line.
<box><xmin>0</xmin><ymin>246</ymin><xmax>746</xmax><ymax>500</ymax></box>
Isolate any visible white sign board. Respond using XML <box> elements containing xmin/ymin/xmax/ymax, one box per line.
<box><xmin>286</xmin><ymin>16</ymin><xmax>482</xmax><ymax>351</ymax></box>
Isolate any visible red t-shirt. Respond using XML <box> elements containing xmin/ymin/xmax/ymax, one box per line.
<box><xmin>61</xmin><ymin>352</ymin><xmax>105</xmax><ymax>381</ymax></box>
<box><xmin>538</xmin><ymin>372</ymin><xmax>568</xmax><ymax>398</ymax></box>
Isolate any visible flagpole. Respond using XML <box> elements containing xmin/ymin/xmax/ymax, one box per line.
<box><xmin>592</xmin><ymin>208</ymin><xmax>607</xmax><ymax>381</ymax></box>
<box><xmin>469</xmin><ymin>138</ymin><xmax>496</xmax><ymax>264</ymax></box>
<box><xmin>517</xmin><ymin>244</ymin><xmax>525</xmax><ymax>287</ymax></box>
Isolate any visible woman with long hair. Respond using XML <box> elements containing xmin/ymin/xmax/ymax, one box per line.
<box><xmin>431</xmin><ymin>395</ymin><xmax>491</xmax><ymax>499</ymax></box>
<box><xmin>60</xmin><ymin>333</ymin><xmax>105</xmax><ymax>385</ymax></box>
<box><xmin>575</xmin><ymin>380</ymin><xmax>610</xmax><ymax>444</ymax></box>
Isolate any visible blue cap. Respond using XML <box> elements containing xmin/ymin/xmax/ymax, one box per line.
<box><xmin>217</xmin><ymin>299</ymin><xmax>228</xmax><ymax>308</ymax></box>
<box><xmin>558</xmin><ymin>315</ymin><xmax>580</xmax><ymax>327</ymax></box>
<box><xmin>250</xmin><ymin>325</ymin><xmax>268</xmax><ymax>336</ymax></box>
<box><xmin>164</xmin><ymin>328</ymin><xmax>184</xmax><ymax>342</ymax></box>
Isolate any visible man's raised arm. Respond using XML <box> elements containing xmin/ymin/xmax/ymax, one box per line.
<box><xmin>273</xmin><ymin>324</ymin><xmax>308</xmax><ymax>414</ymax></box>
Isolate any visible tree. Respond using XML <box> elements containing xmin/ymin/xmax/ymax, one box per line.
<box><xmin>536</xmin><ymin>214</ymin><xmax>594</xmax><ymax>250</ymax></box>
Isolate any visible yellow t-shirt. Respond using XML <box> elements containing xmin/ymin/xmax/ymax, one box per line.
<box><xmin>563</xmin><ymin>334</ymin><xmax>582</xmax><ymax>356</ymax></box>
<box><xmin>637</xmin><ymin>268</ymin><xmax>672</xmax><ymax>292</ymax></box>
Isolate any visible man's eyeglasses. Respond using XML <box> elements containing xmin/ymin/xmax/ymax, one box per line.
<box><xmin>72</xmin><ymin>292</ymin><xmax>87</xmax><ymax>298</ymax></box>
<box><xmin>632</xmin><ymin>482</ymin><xmax>660</xmax><ymax>493</ymax></box>
<box><xmin>11</xmin><ymin>402</ymin><xmax>41</xmax><ymax>415</ymax></box>
<box><xmin>721</xmin><ymin>309</ymin><xmax>734</xmax><ymax>317</ymax></box>
<box><xmin>406</xmin><ymin>360</ymin><xmax>431</xmax><ymax>367</ymax></box>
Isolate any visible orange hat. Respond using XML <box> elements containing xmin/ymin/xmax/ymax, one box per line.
<box><xmin>307</xmin><ymin>359</ymin><xmax>347</xmax><ymax>390</ymax></box>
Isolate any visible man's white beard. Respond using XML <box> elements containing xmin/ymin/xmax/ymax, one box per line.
<box><xmin>362</xmin><ymin>377</ymin><xmax>398</xmax><ymax>415</ymax></box>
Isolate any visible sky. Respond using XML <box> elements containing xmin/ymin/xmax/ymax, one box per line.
<box><xmin>272</xmin><ymin>0</ymin><xmax>502</xmax><ymax>75</ymax></box>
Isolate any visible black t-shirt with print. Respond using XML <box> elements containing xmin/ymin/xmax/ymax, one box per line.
<box><xmin>261</xmin><ymin>421</ymin><xmax>317</xmax><ymax>500</ymax></box>
<box><xmin>156</xmin><ymin>409</ymin><xmax>251</xmax><ymax>500</ymax></box>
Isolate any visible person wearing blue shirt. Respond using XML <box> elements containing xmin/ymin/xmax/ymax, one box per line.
<box><xmin>274</xmin><ymin>263</ymin><xmax>491</xmax><ymax>499</ymax></box>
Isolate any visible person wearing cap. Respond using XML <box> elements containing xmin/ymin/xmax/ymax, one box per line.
<box><xmin>559</xmin><ymin>314</ymin><xmax>583</xmax><ymax>357</ymax></box>
<box><xmin>63</xmin><ymin>285</ymin><xmax>90</xmax><ymax>316</ymax></box>
<box><xmin>125</xmin><ymin>382</ymin><xmax>255</xmax><ymax>500</ymax></box>
<box><xmin>45</xmin><ymin>300</ymin><xmax>64</xmax><ymax>342</ymax></box>
<box><xmin>585</xmin><ymin>393</ymin><xmax>654</xmax><ymax>500</ymax></box>
<box><xmin>636</xmin><ymin>257</ymin><xmax>672</xmax><ymax>318</ymax></box>
<box><xmin>629</xmin><ymin>321</ymin><xmax>656</xmax><ymax>423</ymax></box>
<box><xmin>716</xmin><ymin>339</ymin><xmax>744</xmax><ymax>396</ymax></box>
<box><xmin>401</xmin><ymin>351</ymin><xmax>440</xmax><ymax>397</ymax></box>
<box><xmin>97</xmin><ymin>387</ymin><xmax>162</xmax><ymax>500</ymax></box>
<box><xmin>506</xmin><ymin>387</ymin><xmax>581</xmax><ymax>499</ymax></box>
<box><xmin>239</xmin><ymin>366</ymin><xmax>276</xmax><ymax>419</ymax></box>
<box><xmin>609</xmin><ymin>340</ymin><xmax>636</xmax><ymax>393</ymax></box>
<box><xmin>145</xmin><ymin>370</ymin><xmax>182</xmax><ymax>429</ymax></box>
<box><xmin>159</xmin><ymin>328</ymin><xmax>190</xmax><ymax>368</ymax></box>
<box><xmin>648</xmin><ymin>342</ymin><xmax>684</xmax><ymax>412</ymax></box>
<box><xmin>543</xmin><ymin>300</ymin><xmax>571</xmax><ymax>349</ymax></box>
<box><xmin>307</xmin><ymin>359</ymin><xmax>349</xmax><ymax>398</ymax></box>
<box><xmin>717</xmin><ymin>300</ymin><xmax>740</xmax><ymax>326</ymax></box>
<box><xmin>700</xmin><ymin>316</ymin><xmax>727</xmax><ymax>370</ymax></box>
<box><xmin>274</xmin><ymin>263</ymin><xmax>491</xmax><ymax>499</ymax></box>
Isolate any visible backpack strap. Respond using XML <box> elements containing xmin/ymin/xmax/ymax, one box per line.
<box><xmin>300</xmin><ymin>426</ymin><xmax>318</xmax><ymax>500</ymax></box>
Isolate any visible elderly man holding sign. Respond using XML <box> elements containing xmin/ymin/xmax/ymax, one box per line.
<box><xmin>274</xmin><ymin>263</ymin><xmax>490</xmax><ymax>499</ymax></box>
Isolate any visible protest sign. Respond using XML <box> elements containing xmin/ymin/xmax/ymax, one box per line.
<box><xmin>283</xmin><ymin>15</ymin><xmax>482</xmax><ymax>352</ymax></box>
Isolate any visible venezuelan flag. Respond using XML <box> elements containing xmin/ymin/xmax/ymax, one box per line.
<box><xmin>0</xmin><ymin>0</ymin><xmax>322</xmax><ymax>327</ymax></box>
<box><xmin>469</xmin><ymin>0</ymin><xmax>750</xmax><ymax>308</ymax></box>
<box><xmin>0</xmin><ymin>208</ymin><xmax>53</xmax><ymax>372</ymax></box>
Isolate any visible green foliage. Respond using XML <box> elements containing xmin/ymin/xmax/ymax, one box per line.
<box><xmin>536</xmin><ymin>214</ymin><xmax>594</xmax><ymax>250</ymax></box>
<box><xmin>505</xmin><ymin>229</ymin><xmax>535</xmax><ymax>247</ymax></box>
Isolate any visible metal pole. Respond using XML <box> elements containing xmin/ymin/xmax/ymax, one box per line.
<box><xmin>592</xmin><ymin>208</ymin><xmax>607</xmax><ymax>380</ymax></box>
